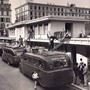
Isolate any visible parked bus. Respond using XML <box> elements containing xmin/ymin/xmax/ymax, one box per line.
<box><xmin>0</xmin><ymin>37</ymin><xmax>15</xmax><ymax>56</ymax></box>
<box><xmin>19</xmin><ymin>48</ymin><xmax>74</xmax><ymax>88</ymax></box>
<box><xmin>2</xmin><ymin>45</ymin><xmax>25</xmax><ymax>66</ymax></box>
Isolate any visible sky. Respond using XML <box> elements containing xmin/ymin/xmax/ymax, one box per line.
<box><xmin>9</xmin><ymin>0</ymin><xmax>90</xmax><ymax>23</ymax></box>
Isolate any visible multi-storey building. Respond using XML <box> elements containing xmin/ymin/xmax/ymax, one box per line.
<box><xmin>15</xmin><ymin>2</ymin><xmax>90</xmax><ymax>22</ymax></box>
<box><xmin>7</xmin><ymin>2</ymin><xmax>90</xmax><ymax>67</ymax></box>
<box><xmin>0</xmin><ymin>0</ymin><xmax>11</xmax><ymax>36</ymax></box>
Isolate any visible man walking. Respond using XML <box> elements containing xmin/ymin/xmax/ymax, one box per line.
<box><xmin>19</xmin><ymin>35</ymin><xmax>23</xmax><ymax>47</ymax></box>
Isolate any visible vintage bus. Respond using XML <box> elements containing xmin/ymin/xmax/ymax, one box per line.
<box><xmin>0</xmin><ymin>37</ymin><xmax>15</xmax><ymax>56</ymax></box>
<box><xmin>19</xmin><ymin>48</ymin><xmax>74</xmax><ymax>88</ymax></box>
<box><xmin>2</xmin><ymin>45</ymin><xmax>25</xmax><ymax>66</ymax></box>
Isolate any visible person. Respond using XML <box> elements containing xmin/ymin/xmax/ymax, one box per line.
<box><xmin>19</xmin><ymin>35</ymin><xmax>23</xmax><ymax>47</ymax></box>
<box><xmin>83</xmin><ymin>64</ymin><xmax>88</xmax><ymax>87</ymax></box>
<box><xmin>79</xmin><ymin>59</ymin><xmax>84</xmax><ymax>84</ymax></box>
<box><xmin>27</xmin><ymin>29</ymin><xmax>35</xmax><ymax>40</ymax></box>
<box><xmin>79</xmin><ymin>58</ymin><xmax>84</xmax><ymax>66</ymax></box>
<box><xmin>32</xmin><ymin>71</ymin><xmax>39</xmax><ymax>90</ymax></box>
<box><xmin>65</xmin><ymin>30</ymin><xmax>71</xmax><ymax>39</ymax></box>
<box><xmin>47</xmin><ymin>34</ymin><xmax>58</xmax><ymax>51</ymax></box>
<box><xmin>73</xmin><ymin>63</ymin><xmax>80</xmax><ymax>85</ymax></box>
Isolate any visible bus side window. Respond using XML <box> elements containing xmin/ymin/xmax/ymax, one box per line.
<box><xmin>27</xmin><ymin>57</ymin><xmax>32</xmax><ymax>64</ymax></box>
<box><xmin>33</xmin><ymin>58</ymin><xmax>38</xmax><ymax>66</ymax></box>
<box><xmin>9</xmin><ymin>50</ymin><xmax>14</xmax><ymax>56</ymax></box>
<box><xmin>6</xmin><ymin>49</ymin><xmax>9</xmax><ymax>54</ymax></box>
<box><xmin>38</xmin><ymin>60</ymin><xmax>44</xmax><ymax>69</ymax></box>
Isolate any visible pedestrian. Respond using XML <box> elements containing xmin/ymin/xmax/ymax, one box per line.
<box><xmin>83</xmin><ymin>64</ymin><xmax>88</xmax><ymax>87</ymax></box>
<box><xmin>79</xmin><ymin>59</ymin><xmax>84</xmax><ymax>84</ymax></box>
<box><xmin>73</xmin><ymin>63</ymin><xmax>80</xmax><ymax>85</ymax></box>
<box><xmin>32</xmin><ymin>71</ymin><xmax>39</xmax><ymax>90</ymax></box>
<box><xmin>19</xmin><ymin>35</ymin><xmax>23</xmax><ymax>47</ymax></box>
<box><xmin>79</xmin><ymin>58</ymin><xmax>84</xmax><ymax>66</ymax></box>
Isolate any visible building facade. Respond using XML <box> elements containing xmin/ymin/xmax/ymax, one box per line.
<box><xmin>15</xmin><ymin>2</ymin><xmax>90</xmax><ymax>22</ymax></box>
<box><xmin>0</xmin><ymin>0</ymin><xmax>11</xmax><ymax>36</ymax></box>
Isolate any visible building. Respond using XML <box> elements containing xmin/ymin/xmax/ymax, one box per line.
<box><xmin>7</xmin><ymin>2</ymin><xmax>90</xmax><ymax>67</ymax></box>
<box><xmin>0</xmin><ymin>0</ymin><xmax>11</xmax><ymax>36</ymax></box>
<box><xmin>15</xmin><ymin>2</ymin><xmax>90</xmax><ymax>22</ymax></box>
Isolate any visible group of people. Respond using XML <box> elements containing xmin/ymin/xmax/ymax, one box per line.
<box><xmin>73</xmin><ymin>58</ymin><xmax>88</xmax><ymax>87</ymax></box>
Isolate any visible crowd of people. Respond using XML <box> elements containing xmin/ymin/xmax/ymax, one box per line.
<box><xmin>73</xmin><ymin>58</ymin><xmax>88</xmax><ymax>87</ymax></box>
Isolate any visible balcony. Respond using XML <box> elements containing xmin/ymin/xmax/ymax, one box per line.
<box><xmin>64</xmin><ymin>38</ymin><xmax>90</xmax><ymax>46</ymax></box>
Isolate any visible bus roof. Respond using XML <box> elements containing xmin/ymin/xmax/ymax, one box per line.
<box><xmin>25</xmin><ymin>51</ymin><xmax>69</xmax><ymax>63</ymax></box>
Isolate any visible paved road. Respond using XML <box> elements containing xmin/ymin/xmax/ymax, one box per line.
<box><xmin>0</xmin><ymin>57</ymin><xmax>80</xmax><ymax>90</ymax></box>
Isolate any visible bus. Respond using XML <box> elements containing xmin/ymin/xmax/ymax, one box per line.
<box><xmin>0</xmin><ymin>37</ymin><xmax>15</xmax><ymax>56</ymax></box>
<box><xmin>2</xmin><ymin>45</ymin><xmax>25</xmax><ymax>66</ymax></box>
<box><xmin>19</xmin><ymin>48</ymin><xmax>74</xmax><ymax>88</ymax></box>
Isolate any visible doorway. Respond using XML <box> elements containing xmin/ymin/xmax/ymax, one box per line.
<box><xmin>65</xmin><ymin>23</ymin><xmax>73</xmax><ymax>37</ymax></box>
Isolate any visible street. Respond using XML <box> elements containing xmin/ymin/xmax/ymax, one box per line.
<box><xmin>0</xmin><ymin>57</ymin><xmax>80</xmax><ymax>90</ymax></box>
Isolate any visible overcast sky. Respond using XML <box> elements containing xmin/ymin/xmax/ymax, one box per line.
<box><xmin>9</xmin><ymin>0</ymin><xmax>90</xmax><ymax>23</ymax></box>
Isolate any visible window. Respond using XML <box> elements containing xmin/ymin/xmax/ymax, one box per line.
<box><xmin>46</xmin><ymin>7</ymin><xmax>48</xmax><ymax>11</ymax></box>
<box><xmin>42</xmin><ymin>7</ymin><xmax>44</xmax><ymax>10</ymax></box>
<box><xmin>1</xmin><ymin>23</ymin><xmax>5</xmax><ymax>28</ymax></box>
<box><xmin>54</xmin><ymin>8</ymin><xmax>56</xmax><ymax>11</ymax></box>
<box><xmin>30</xmin><ymin>17</ymin><xmax>32</xmax><ymax>20</ymax></box>
<box><xmin>30</xmin><ymin>11</ymin><xmax>32</xmax><ymax>15</ymax></box>
<box><xmin>6</xmin><ymin>18</ymin><xmax>10</xmax><ymax>22</ymax></box>
<box><xmin>1</xmin><ymin>0</ymin><xmax>3</xmax><ymax>4</ymax></box>
<box><xmin>34</xmin><ymin>6</ymin><xmax>37</xmax><ymax>10</ymax></box>
<box><xmin>38</xmin><ymin>25</ymin><xmax>42</xmax><ymax>35</ymax></box>
<box><xmin>38</xmin><ymin>6</ymin><xmax>41</xmax><ymax>10</ymax></box>
<box><xmin>7</xmin><ymin>11</ymin><xmax>9</xmax><ymax>16</ymax></box>
<box><xmin>30</xmin><ymin>6</ymin><xmax>32</xmax><ymax>10</ymax></box>
<box><xmin>35</xmin><ymin>12</ymin><xmax>37</xmax><ymax>15</ymax></box>
<box><xmin>38</xmin><ymin>60</ymin><xmax>43</xmax><ymax>69</ymax></box>
<box><xmin>50</xmin><ymin>8</ymin><xmax>52</xmax><ymax>11</ymax></box>
<box><xmin>43</xmin><ymin>24</ymin><xmax>48</xmax><ymax>34</ymax></box>
<box><xmin>58</xmin><ymin>8</ymin><xmax>60</xmax><ymax>11</ymax></box>
<box><xmin>1</xmin><ymin>11</ymin><xmax>3</xmax><ymax>15</ymax></box>
<box><xmin>39</xmin><ymin>12</ymin><xmax>41</xmax><ymax>17</ymax></box>
<box><xmin>61</xmin><ymin>8</ymin><xmax>63</xmax><ymax>12</ymax></box>
<box><xmin>9</xmin><ymin>50</ymin><xmax>15</xmax><ymax>56</ymax></box>
<box><xmin>42</xmin><ymin>12</ymin><xmax>45</xmax><ymax>16</ymax></box>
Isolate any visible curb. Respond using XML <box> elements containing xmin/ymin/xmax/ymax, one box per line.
<box><xmin>71</xmin><ymin>83</ymin><xmax>87</xmax><ymax>90</ymax></box>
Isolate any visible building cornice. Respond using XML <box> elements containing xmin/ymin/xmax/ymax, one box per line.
<box><xmin>7</xmin><ymin>15</ymin><xmax>90</xmax><ymax>29</ymax></box>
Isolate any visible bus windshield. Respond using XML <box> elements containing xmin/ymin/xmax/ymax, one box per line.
<box><xmin>48</xmin><ymin>55</ymin><xmax>70</xmax><ymax>70</ymax></box>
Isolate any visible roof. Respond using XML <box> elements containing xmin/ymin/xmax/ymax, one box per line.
<box><xmin>4</xmin><ymin>45</ymin><xmax>25</xmax><ymax>49</ymax></box>
<box><xmin>25</xmin><ymin>50</ymin><xmax>68</xmax><ymax>63</ymax></box>
<box><xmin>6</xmin><ymin>15</ymin><xmax>90</xmax><ymax>29</ymax></box>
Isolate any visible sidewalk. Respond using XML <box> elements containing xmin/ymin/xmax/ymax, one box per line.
<box><xmin>72</xmin><ymin>83</ymin><xmax>87</xmax><ymax>90</ymax></box>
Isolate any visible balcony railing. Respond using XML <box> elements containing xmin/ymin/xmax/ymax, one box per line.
<box><xmin>29</xmin><ymin>37</ymin><xmax>90</xmax><ymax>46</ymax></box>
<box><xmin>64</xmin><ymin>38</ymin><xmax>90</xmax><ymax>45</ymax></box>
